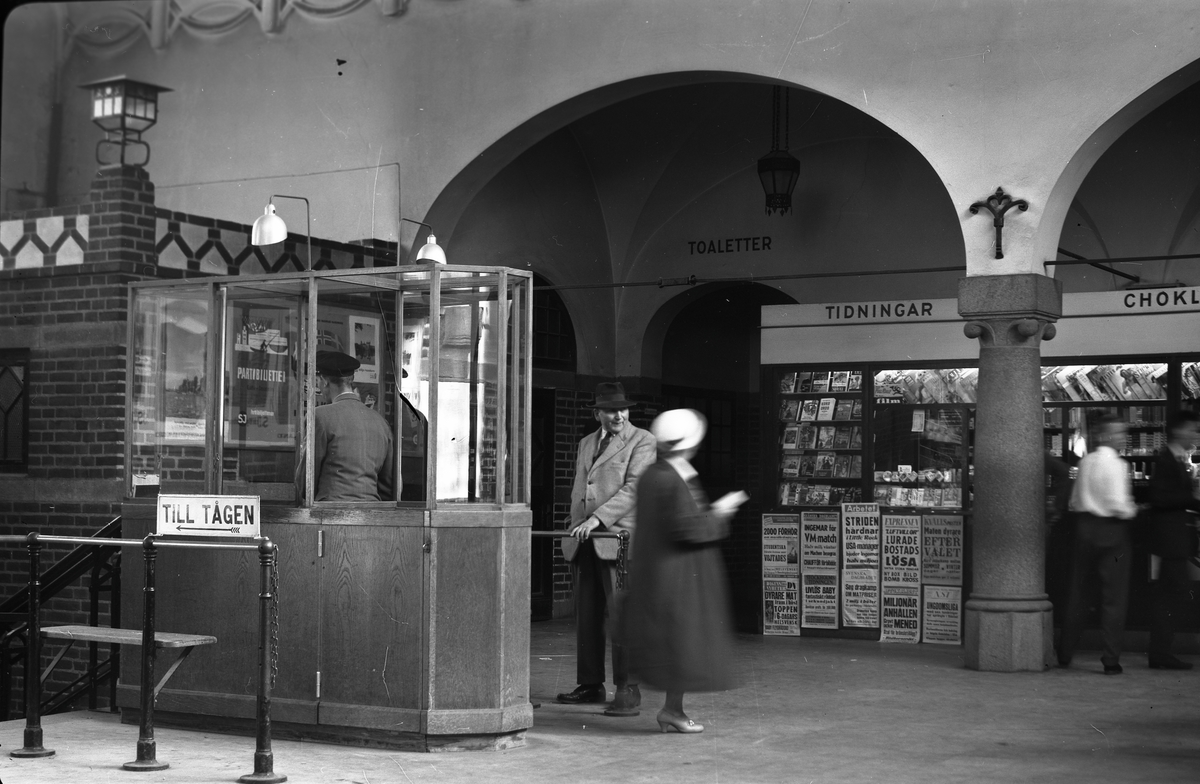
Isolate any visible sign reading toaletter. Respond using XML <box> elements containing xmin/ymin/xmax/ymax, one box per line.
<box><xmin>157</xmin><ymin>494</ymin><xmax>261</xmax><ymax>538</ymax></box>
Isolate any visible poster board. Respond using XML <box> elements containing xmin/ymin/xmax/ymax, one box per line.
<box><xmin>762</xmin><ymin>514</ymin><xmax>800</xmax><ymax>635</ymax></box>
<box><xmin>922</xmin><ymin>585</ymin><xmax>962</xmax><ymax>644</ymax></box>
<box><xmin>921</xmin><ymin>514</ymin><xmax>964</xmax><ymax>586</ymax></box>
<box><xmin>841</xmin><ymin>568</ymin><xmax>879</xmax><ymax>628</ymax></box>
<box><xmin>800</xmin><ymin>511</ymin><xmax>839</xmax><ymax>629</ymax></box>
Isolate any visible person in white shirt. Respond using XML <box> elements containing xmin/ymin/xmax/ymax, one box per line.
<box><xmin>1058</xmin><ymin>414</ymin><xmax>1137</xmax><ymax>674</ymax></box>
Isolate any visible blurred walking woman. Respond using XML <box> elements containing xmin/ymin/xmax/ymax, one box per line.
<box><xmin>620</xmin><ymin>409</ymin><xmax>748</xmax><ymax>733</ymax></box>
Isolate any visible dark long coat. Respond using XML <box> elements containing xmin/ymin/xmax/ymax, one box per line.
<box><xmin>1149</xmin><ymin>446</ymin><xmax>1200</xmax><ymax>558</ymax></box>
<box><xmin>619</xmin><ymin>458</ymin><xmax>736</xmax><ymax>693</ymax></box>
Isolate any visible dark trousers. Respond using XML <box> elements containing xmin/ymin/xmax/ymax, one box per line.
<box><xmin>1059</xmin><ymin>514</ymin><xmax>1131</xmax><ymax>667</ymax></box>
<box><xmin>1149</xmin><ymin>556</ymin><xmax>1192</xmax><ymax>657</ymax></box>
<box><xmin>574</xmin><ymin>541</ymin><xmax>629</xmax><ymax>687</ymax></box>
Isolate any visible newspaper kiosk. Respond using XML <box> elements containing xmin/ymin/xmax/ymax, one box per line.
<box><xmin>120</xmin><ymin>264</ymin><xmax>533</xmax><ymax>750</ymax></box>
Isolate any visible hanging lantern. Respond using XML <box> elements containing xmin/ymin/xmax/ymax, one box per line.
<box><xmin>757</xmin><ymin>86</ymin><xmax>800</xmax><ymax>216</ymax></box>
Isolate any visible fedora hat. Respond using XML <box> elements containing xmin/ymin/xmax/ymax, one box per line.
<box><xmin>586</xmin><ymin>381</ymin><xmax>637</xmax><ymax>410</ymax></box>
<box><xmin>316</xmin><ymin>350</ymin><xmax>360</xmax><ymax>377</ymax></box>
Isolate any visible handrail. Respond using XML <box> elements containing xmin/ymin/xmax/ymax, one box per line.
<box><xmin>0</xmin><ymin>517</ymin><xmax>122</xmax><ymax>615</ymax></box>
<box><xmin>2</xmin><ymin>533</ymin><xmax>285</xmax><ymax>782</ymax></box>
<box><xmin>531</xmin><ymin>529</ymin><xmax>630</xmax><ymax>590</ymax></box>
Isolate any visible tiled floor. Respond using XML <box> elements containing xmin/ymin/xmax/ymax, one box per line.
<box><xmin>2</xmin><ymin>618</ymin><xmax>1198</xmax><ymax>783</ymax></box>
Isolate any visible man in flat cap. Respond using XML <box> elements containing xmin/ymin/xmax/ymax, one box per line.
<box><xmin>557</xmin><ymin>381</ymin><xmax>655</xmax><ymax>716</ymax></box>
<box><xmin>304</xmin><ymin>349</ymin><xmax>394</xmax><ymax>501</ymax></box>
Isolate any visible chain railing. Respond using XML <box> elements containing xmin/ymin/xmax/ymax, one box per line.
<box><xmin>0</xmin><ymin>533</ymin><xmax>285</xmax><ymax>783</ymax></box>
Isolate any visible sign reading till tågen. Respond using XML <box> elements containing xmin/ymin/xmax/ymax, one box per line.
<box><xmin>157</xmin><ymin>494</ymin><xmax>261</xmax><ymax>538</ymax></box>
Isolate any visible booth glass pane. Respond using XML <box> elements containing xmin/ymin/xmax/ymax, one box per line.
<box><xmin>506</xmin><ymin>275</ymin><xmax>530</xmax><ymax>504</ymax></box>
<box><xmin>1041</xmin><ymin>363</ymin><xmax>1167</xmax><ymax>402</ymax></box>
<box><xmin>308</xmin><ymin>276</ymin><xmax>402</xmax><ymax>502</ymax></box>
<box><xmin>873</xmin><ymin>368</ymin><xmax>977</xmax><ymax>404</ymax></box>
<box><xmin>436</xmin><ymin>283</ymin><xmax>502</xmax><ymax>503</ymax></box>
<box><xmin>220</xmin><ymin>285</ymin><xmax>301</xmax><ymax>498</ymax></box>
<box><xmin>399</xmin><ymin>290</ymin><xmax>431</xmax><ymax>503</ymax></box>
<box><xmin>130</xmin><ymin>286</ymin><xmax>211</xmax><ymax>494</ymax></box>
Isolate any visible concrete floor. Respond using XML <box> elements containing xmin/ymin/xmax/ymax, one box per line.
<box><xmin>2</xmin><ymin>618</ymin><xmax>1198</xmax><ymax>784</ymax></box>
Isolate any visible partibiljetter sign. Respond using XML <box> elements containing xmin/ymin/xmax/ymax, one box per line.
<box><xmin>156</xmin><ymin>494</ymin><xmax>261</xmax><ymax>538</ymax></box>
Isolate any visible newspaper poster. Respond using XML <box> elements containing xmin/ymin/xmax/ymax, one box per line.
<box><xmin>842</xmin><ymin>503</ymin><xmax>880</xmax><ymax>568</ymax></box>
<box><xmin>882</xmin><ymin>515</ymin><xmax>922</xmax><ymax>587</ymax></box>
<box><xmin>841</xmin><ymin>568</ymin><xmax>879</xmax><ymax>628</ymax></box>
<box><xmin>802</xmin><ymin>572</ymin><xmax>839</xmax><ymax>629</ymax></box>
<box><xmin>763</xmin><ymin>577</ymin><xmax>800</xmax><ymax>636</ymax></box>
<box><xmin>762</xmin><ymin>514</ymin><xmax>800</xmax><ymax>579</ymax></box>
<box><xmin>801</xmin><ymin>511</ymin><xmax>840</xmax><ymax>573</ymax></box>
<box><xmin>881</xmin><ymin>585</ymin><xmax>921</xmax><ymax>643</ymax></box>
<box><xmin>922</xmin><ymin>514</ymin><xmax>964</xmax><ymax>586</ymax></box>
<box><xmin>922</xmin><ymin>585</ymin><xmax>962</xmax><ymax>644</ymax></box>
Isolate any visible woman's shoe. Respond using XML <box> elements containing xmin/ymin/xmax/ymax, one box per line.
<box><xmin>656</xmin><ymin>709</ymin><xmax>704</xmax><ymax>733</ymax></box>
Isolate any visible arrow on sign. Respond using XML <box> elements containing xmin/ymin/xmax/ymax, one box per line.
<box><xmin>174</xmin><ymin>525</ymin><xmax>238</xmax><ymax>532</ymax></box>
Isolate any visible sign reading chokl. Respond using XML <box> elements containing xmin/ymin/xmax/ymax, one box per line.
<box><xmin>157</xmin><ymin>494</ymin><xmax>261</xmax><ymax>538</ymax></box>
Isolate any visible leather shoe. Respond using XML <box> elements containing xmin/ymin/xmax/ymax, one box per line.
<box><xmin>656</xmin><ymin>709</ymin><xmax>704</xmax><ymax>733</ymax></box>
<box><xmin>1149</xmin><ymin>655</ymin><xmax>1194</xmax><ymax>670</ymax></box>
<box><xmin>603</xmin><ymin>684</ymin><xmax>641</xmax><ymax>716</ymax></box>
<box><xmin>1103</xmin><ymin>663</ymin><xmax>1123</xmax><ymax>675</ymax></box>
<box><xmin>556</xmin><ymin>684</ymin><xmax>606</xmax><ymax>704</ymax></box>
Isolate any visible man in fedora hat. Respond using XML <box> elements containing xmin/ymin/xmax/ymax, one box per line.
<box><xmin>556</xmin><ymin>382</ymin><xmax>655</xmax><ymax>716</ymax></box>
<box><xmin>301</xmin><ymin>349</ymin><xmax>394</xmax><ymax>502</ymax></box>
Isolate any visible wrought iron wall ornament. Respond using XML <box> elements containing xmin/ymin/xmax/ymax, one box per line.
<box><xmin>969</xmin><ymin>187</ymin><xmax>1029</xmax><ymax>260</ymax></box>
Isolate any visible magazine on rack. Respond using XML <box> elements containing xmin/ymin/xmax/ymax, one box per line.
<box><xmin>817</xmin><ymin>398</ymin><xmax>837</xmax><ymax>420</ymax></box>
<box><xmin>800</xmin><ymin>399</ymin><xmax>820</xmax><ymax>421</ymax></box>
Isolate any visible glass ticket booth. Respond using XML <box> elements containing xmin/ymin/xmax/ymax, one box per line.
<box><xmin>121</xmin><ymin>265</ymin><xmax>534</xmax><ymax>750</ymax></box>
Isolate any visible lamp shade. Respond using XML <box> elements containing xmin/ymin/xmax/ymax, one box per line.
<box><xmin>251</xmin><ymin>204</ymin><xmax>288</xmax><ymax>246</ymax></box>
<box><xmin>416</xmin><ymin>234</ymin><xmax>447</xmax><ymax>264</ymax></box>
<box><xmin>757</xmin><ymin>149</ymin><xmax>801</xmax><ymax>216</ymax></box>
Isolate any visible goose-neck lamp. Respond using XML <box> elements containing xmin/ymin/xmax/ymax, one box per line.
<box><xmin>400</xmin><ymin>217</ymin><xmax>447</xmax><ymax>264</ymax></box>
<box><xmin>251</xmin><ymin>195</ymin><xmax>312</xmax><ymax>271</ymax></box>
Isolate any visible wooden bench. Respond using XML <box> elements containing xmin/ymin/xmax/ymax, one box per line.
<box><xmin>41</xmin><ymin>625</ymin><xmax>217</xmax><ymax>697</ymax></box>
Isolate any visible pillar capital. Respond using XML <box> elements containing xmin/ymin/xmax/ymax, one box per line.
<box><xmin>958</xmin><ymin>273</ymin><xmax>1062</xmax><ymax>321</ymax></box>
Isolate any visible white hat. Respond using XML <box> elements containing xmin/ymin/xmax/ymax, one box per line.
<box><xmin>651</xmin><ymin>408</ymin><xmax>707</xmax><ymax>452</ymax></box>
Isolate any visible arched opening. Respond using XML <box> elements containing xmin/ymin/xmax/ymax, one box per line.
<box><xmin>657</xmin><ymin>282</ymin><xmax>796</xmax><ymax>631</ymax></box>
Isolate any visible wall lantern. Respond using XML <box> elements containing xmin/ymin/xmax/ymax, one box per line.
<box><xmin>400</xmin><ymin>217</ymin><xmax>447</xmax><ymax>264</ymax></box>
<box><xmin>78</xmin><ymin>75</ymin><xmax>172</xmax><ymax>167</ymax></box>
<box><xmin>251</xmin><ymin>195</ymin><xmax>312</xmax><ymax>271</ymax></box>
<box><xmin>757</xmin><ymin>85</ymin><xmax>800</xmax><ymax>216</ymax></box>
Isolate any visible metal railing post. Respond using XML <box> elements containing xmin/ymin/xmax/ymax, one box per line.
<box><xmin>239</xmin><ymin>538</ymin><xmax>286</xmax><ymax>783</ymax></box>
<box><xmin>11</xmin><ymin>532</ymin><xmax>54</xmax><ymax>758</ymax></box>
<box><xmin>123</xmin><ymin>535</ymin><xmax>167</xmax><ymax>771</ymax></box>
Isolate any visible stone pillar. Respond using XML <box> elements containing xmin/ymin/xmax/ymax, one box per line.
<box><xmin>958</xmin><ymin>274</ymin><xmax>1062</xmax><ymax>671</ymax></box>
